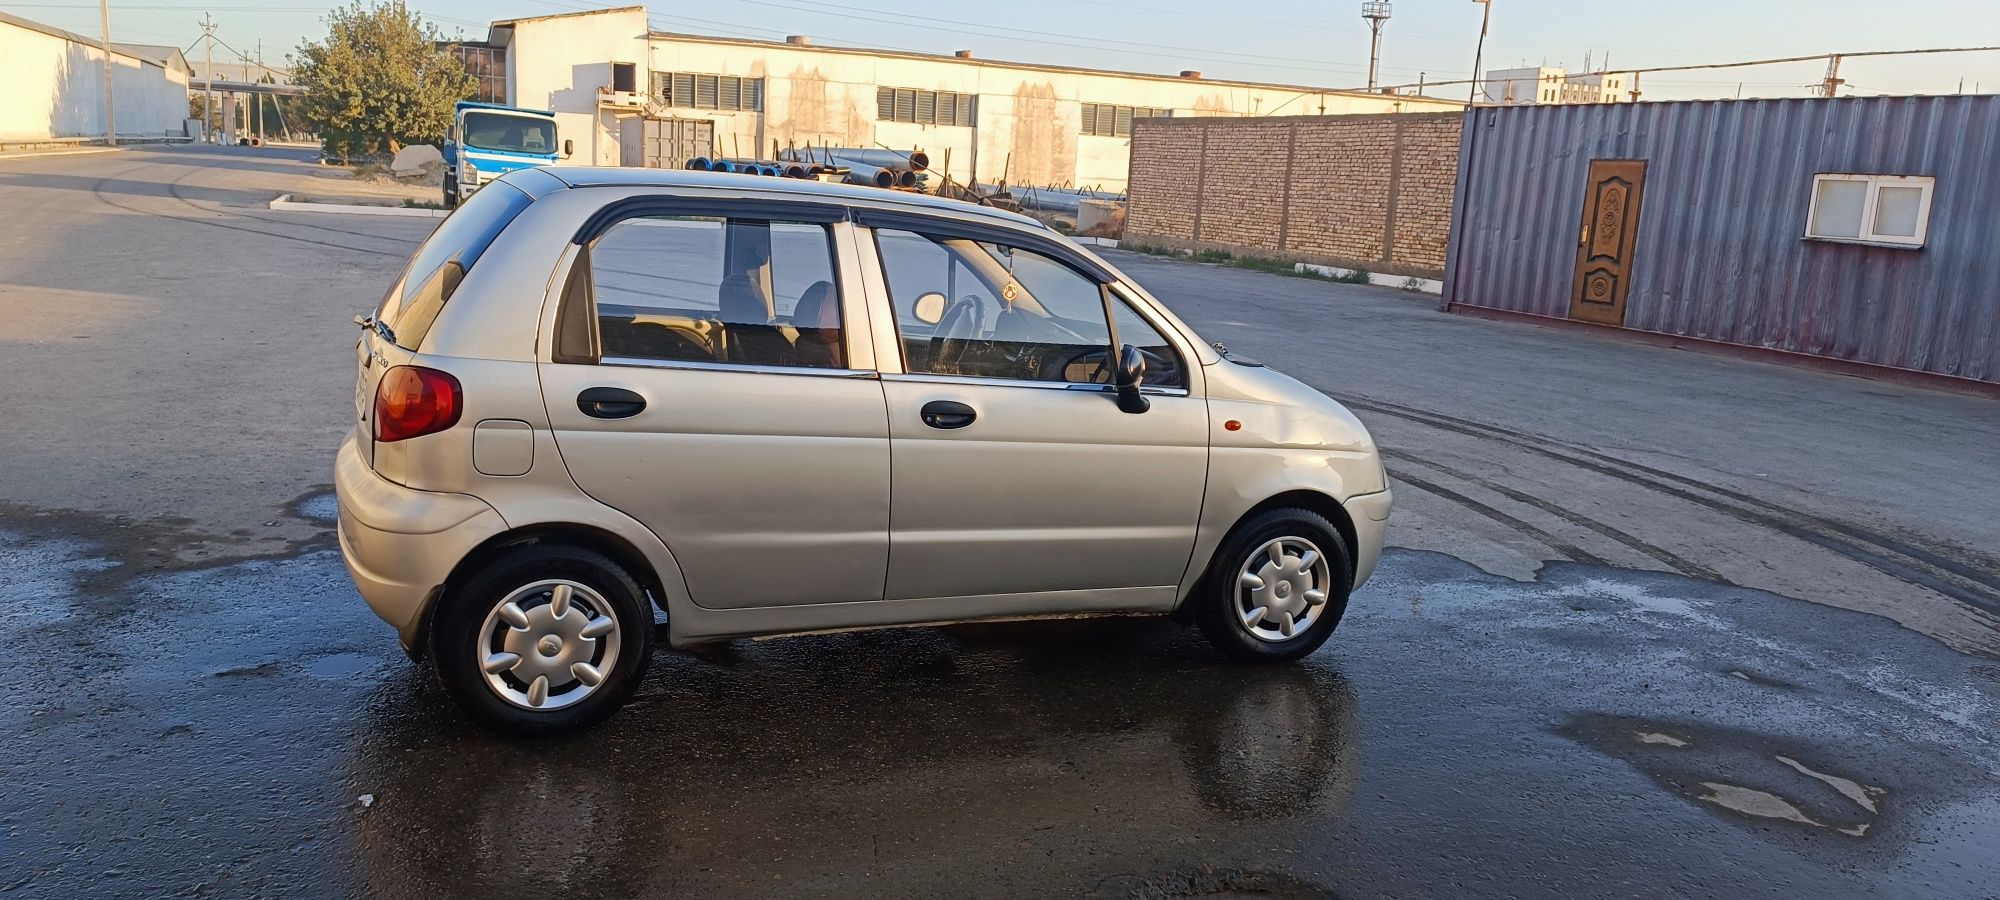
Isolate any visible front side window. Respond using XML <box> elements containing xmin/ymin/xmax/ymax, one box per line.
<box><xmin>461</xmin><ymin>112</ymin><xmax>554</xmax><ymax>154</ymax></box>
<box><xmin>587</xmin><ymin>216</ymin><xmax>845</xmax><ymax>369</ymax></box>
<box><xmin>873</xmin><ymin>228</ymin><xmax>1184</xmax><ymax>387</ymax></box>
<box><xmin>1806</xmin><ymin>174</ymin><xmax>1934</xmax><ymax>247</ymax></box>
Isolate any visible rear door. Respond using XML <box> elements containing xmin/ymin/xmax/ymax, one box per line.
<box><xmin>536</xmin><ymin>199</ymin><xmax>892</xmax><ymax>610</ymax></box>
<box><xmin>866</xmin><ymin>225</ymin><xmax>1208</xmax><ymax>603</ymax></box>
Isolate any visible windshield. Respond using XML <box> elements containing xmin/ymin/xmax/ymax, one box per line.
<box><xmin>461</xmin><ymin>111</ymin><xmax>555</xmax><ymax>155</ymax></box>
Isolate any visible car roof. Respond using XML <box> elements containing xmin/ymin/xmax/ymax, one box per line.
<box><xmin>456</xmin><ymin>101</ymin><xmax>556</xmax><ymax>116</ymax></box>
<box><xmin>534</xmin><ymin>167</ymin><xmax>1048</xmax><ymax>231</ymax></box>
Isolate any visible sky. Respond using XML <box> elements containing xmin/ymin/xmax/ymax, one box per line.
<box><xmin>7</xmin><ymin>0</ymin><xmax>1998</xmax><ymax>101</ymax></box>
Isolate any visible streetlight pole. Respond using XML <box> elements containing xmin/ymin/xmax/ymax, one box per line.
<box><xmin>1468</xmin><ymin>0</ymin><xmax>1492</xmax><ymax>106</ymax></box>
<box><xmin>97</xmin><ymin>0</ymin><xmax>116</xmax><ymax>145</ymax></box>
<box><xmin>1362</xmin><ymin>1</ymin><xmax>1392</xmax><ymax>92</ymax></box>
<box><xmin>200</xmin><ymin>13</ymin><xmax>216</xmax><ymax>143</ymax></box>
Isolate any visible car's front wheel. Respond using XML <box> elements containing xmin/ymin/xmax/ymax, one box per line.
<box><xmin>1193</xmin><ymin>508</ymin><xmax>1353</xmax><ymax>662</ymax></box>
<box><xmin>432</xmin><ymin>544</ymin><xmax>653</xmax><ymax>734</ymax></box>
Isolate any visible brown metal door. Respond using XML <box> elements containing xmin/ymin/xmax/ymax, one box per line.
<box><xmin>639</xmin><ymin>118</ymin><xmax>714</xmax><ymax>169</ymax></box>
<box><xmin>1569</xmin><ymin>159</ymin><xmax>1647</xmax><ymax>326</ymax></box>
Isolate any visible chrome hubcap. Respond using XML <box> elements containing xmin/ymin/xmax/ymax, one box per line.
<box><xmin>1236</xmin><ymin>536</ymin><xmax>1332</xmax><ymax>643</ymax></box>
<box><xmin>477</xmin><ymin>580</ymin><xmax>621</xmax><ymax>711</ymax></box>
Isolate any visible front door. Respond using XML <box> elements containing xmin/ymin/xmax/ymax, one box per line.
<box><xmin>1569</xmin><ymin>159</ymin><xmax>1647</xmax><ymax>327</ymax></box>
<box><xmin>869</xmin><ymin>227</ymin><xmax>1208</xmax><ymax>603</ymax></box>
<box><xmin>539</xmin><ymin>205</ymin><xmax>890</xmax><ymax>610</ymax></box>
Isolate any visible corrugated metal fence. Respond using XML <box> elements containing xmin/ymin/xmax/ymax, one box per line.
<box><xmin>1444</xmin><ymin>95</ymin><xmax>2000</xmax><ymax>384</ymax></box>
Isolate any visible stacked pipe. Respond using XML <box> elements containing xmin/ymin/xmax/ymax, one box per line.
<box><xmin>990</xmin><ymin>183</ymin><xmax>1126</xmax><ymax>215</ymax></box>
<box><xmin>685</xmin><ymin>157</ymin><xmax>821</xmax><ymax>178</ymax></box>
<box><xmin>781</xmin><ymin>147</ymin><xmax>928</xmax><ymax>190</ymax></box>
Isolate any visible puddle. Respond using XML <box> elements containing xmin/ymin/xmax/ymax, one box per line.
<box><xmin>303</xmin><ymin>652</ymin><xmax>381</xmax><ymax>679</ymax></box>
<box><xmin>290</xmin><ymin>491</ymin><xmax>339</xmax><ymax>525</ymax></box>
<box><xmin>1562</xmin><ymin>713</ymin><xmax>1886</xmax><ymax>838</ymax></box>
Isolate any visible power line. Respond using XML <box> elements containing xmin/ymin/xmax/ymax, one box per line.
<box><xmin>710</xmin><ymin>0</ymin><xmax>1404</xmax><ymax>76</ymax></box>
<box><xmin>1374</xmin><ymin>44</ymin><xmax>2000</xmax><ymax>95</ymax></box>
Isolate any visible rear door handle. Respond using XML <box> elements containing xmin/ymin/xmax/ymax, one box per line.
<box><xmin>578</xmin><ymin>386</ymin><xmax>646</xmax><ymax>419</ymax></box>
<box><xmin>920</xmin><ymin>400</ymin><xmax>976</xmax><ymax>429</ymax></box>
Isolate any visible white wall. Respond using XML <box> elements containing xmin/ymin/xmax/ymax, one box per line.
<box><xmin>1</xmin><ymin>19</ymin><xmax>190</xmax><ymax>141</ymax></box>
<box><xmin>506</xmin><ymin>7</ymin><xmax>650</xmax><ymax>165</ymax></box>
<box><xmin>504</xmin><ymin>13</ymin><xmax>1458</xmax><ymax>191</ymax></box>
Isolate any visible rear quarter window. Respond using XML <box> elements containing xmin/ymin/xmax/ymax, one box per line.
<box><xmin>375</xmin><ymin>181</ymin><xmax>533</xmax><ymax>350</ymax></box>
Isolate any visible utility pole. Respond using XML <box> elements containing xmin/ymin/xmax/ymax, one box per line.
<box><xmin>1468</xmin><ymin>0</ymin><xmax>1492</xmax><ymax>106</ymax></box>
<box><xmin>1820</xmin><ymin>54</ymin><xmax>1845</xmax><ymax>97</ymax></box>
<box><xmin>1628</xmin><ymin>71</ymin><xmax>1642</xmax><ymax>102</ymax></box>
<box><xmin>1362</xmin><ymin>1</ymin><xmax>1392</xmax><ymax>92</ymax></box>
<box><xmin>200</xmin><ymin>13</ymin><xmax>216</xmax><ymax>143</ymax></box>
<box><xmin>97</xmin><ymin>0</ymin><xmax>116</xmax><ymax>145</ymax></box>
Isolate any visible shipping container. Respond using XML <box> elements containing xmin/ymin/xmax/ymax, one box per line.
<box><xmin>1443</xmin><ymin>95</ymin><xmax>2000</xmax><ymax>386</ymax></box>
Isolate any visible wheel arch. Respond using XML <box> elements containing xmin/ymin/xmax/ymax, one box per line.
<box><xmin>412</xmin><ymin>522</ymin><xmax>669</xmax><ymax>660</ymax></box>
<box><xmin>1173</xmin><ymin>489</ymin><xmax>1359</xmax><ymax>620</ymax></box>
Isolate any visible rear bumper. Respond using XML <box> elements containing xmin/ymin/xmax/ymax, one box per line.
<box><xmin>1343</xmin><ymin>488</ymin><xmax>1393</xmax><ymax>589</ymax></box>
<box><xmin>334</xmin><ymin>433</ymin><xmax>507</xmax><ymax>653</ymax></box>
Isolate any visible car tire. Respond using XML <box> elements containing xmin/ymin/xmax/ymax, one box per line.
<box><xmin>1193</xmin><ymin>508</ymin><xmax>1353</xmax><ymax>663</ymax></box>
<box><xmin>432</xmin><ymin>544</ymin><xmax>653</xmax><ymax>734</ymax></box>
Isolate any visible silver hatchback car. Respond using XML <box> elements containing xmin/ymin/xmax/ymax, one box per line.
<box><xmin>336</xmin><ymin>167</ymin><xmax>1392</xmax><ymax>733</ymax></box>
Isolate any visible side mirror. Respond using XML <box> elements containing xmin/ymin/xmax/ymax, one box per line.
<box><xmin>562</xmin><ymin>138</ymin><xmax>574</xmax><ymax>159</ymax></box>
<box><xmin>912</xmin><ymin>291</ymin><xmax>947</xmax><ymax>325</ymax></box>
<box><xmin>1113</xmin><ymin>343</ymin><xmax>1150</xmax><ymax>414</ymax></box>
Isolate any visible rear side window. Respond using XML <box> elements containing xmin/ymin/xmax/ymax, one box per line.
<box><xmin>586</xmin><ymin>215</ymin><xmax>846</xmax><ymax>369</ymax></box>
<box><xmin>374</xmin><ymin>181</ymin><xmax>532</xmax><ymax>350</ymax></box>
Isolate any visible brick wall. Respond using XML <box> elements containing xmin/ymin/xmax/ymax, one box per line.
<box><xmin>1124</xmin><ymin>112</ymin><xmax>1463</xmax><ymax>279</ymax></box>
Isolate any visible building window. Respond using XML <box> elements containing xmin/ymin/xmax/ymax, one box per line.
<box><xmin>876</xmin><ymin>87</ymin><xmax>975</xmax><ymax>126</ymax></box>
<box><xmin>1805</xmin><ymin>174</ymin><xmax>1935</xmax><ymax>247</ymax></box>
<box><xmin>454</xmin><ymin>45</ymin><xmax>506</xmax><ymax>104</ymax></box>
<box><xmin>654</xmin><ymin>72</ymin><xmax>763</xmax><ymax>111</ymax></box>
<box><xmin>1080</xmin><ymin>103</ymin><xmax>1169</xmax><ymax>137</ymax></box>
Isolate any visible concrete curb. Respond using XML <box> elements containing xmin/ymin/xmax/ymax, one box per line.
<box><xmin>269</xmin><ymin>194</ymin><xmax>449</xmax><ymax>218</ymax></box>
<box><xmin>1296</xmin><ymin>263</ymin><xmax>1443</xmax><ymax>295</ymax></box>
<box><xmin>1073</xmin><ymin>237</ymin><xmax>1121</xmax><ymax>249</ymax></box>
<box><xmin>0</xmin><ymin>147</ymin><xmax>123</xmax><ymax>161</ymax></box>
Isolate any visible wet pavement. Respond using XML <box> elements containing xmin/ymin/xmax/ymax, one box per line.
<box><xmin>2</xmin><ymin>147</ymin><xmax>1999</xmax><ymax>898</ymax></box>
<box><xmin>4</xmin><ymin>509</ymin><xmax>1998</xmax><ymax>898</ymax></box>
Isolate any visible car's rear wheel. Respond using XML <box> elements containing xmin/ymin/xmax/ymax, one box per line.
<box><xmin>432</xmin><ymin>544</ymin><xmax>653</xmax><ymax>734</ymax></box>
<box><xmin>1194</xmin><ymin>508</ymin><xmax>1353</xmax><ymax>662</ymax></box>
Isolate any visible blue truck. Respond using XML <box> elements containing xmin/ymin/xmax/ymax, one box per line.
<box><xmin>441</xmin><ymin>101</ymin><xmax>569</xmax><ymax>207</ymax></box>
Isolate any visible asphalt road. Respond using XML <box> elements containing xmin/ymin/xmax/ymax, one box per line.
<box><xmin>1</xmin><ymin>146</ymin><xmax>1997</xmax><ymax>899</ymax></box>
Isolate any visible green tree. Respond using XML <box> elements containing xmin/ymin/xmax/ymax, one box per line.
<box><xmin>293</xmin><ymin>1</ymin><xmax>474</xmax><ymax>162</ymax></box>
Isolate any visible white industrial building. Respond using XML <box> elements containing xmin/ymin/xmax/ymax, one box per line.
<box><xmin>1482</xmin><ymin>66</ymin><xmax>1632</xmax><ymax>106</ymax></box>
<box><xmin>461</xmin><ymin>5</ymin><xmax>1461</xmax><ymax>192</ymax></box>
<box><xmin>0</xmin><ymin>11</ymin><xmax>193</xmax><ymax>143</ymax></box>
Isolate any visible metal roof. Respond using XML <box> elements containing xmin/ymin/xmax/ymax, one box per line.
<box><xmin>0</xmin><ymin>10</ymin><xmax>163</xmax><ymax>68</ymax></box>
<box><xmin>540</xmin><ymin>167</ymin><xmax>1046</xmax><ymax>229</ymax></box>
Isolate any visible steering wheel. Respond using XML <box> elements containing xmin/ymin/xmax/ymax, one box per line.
<box><xmin>932</xmin><ymin>293</ymin><xmax>986</xmax><ymax>375</ymax></box>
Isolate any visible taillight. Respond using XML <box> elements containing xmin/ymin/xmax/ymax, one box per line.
<box><xmin>374</xmin><ymin>365</ymin><xmax>462</xmax><ymax>442</ymax></box>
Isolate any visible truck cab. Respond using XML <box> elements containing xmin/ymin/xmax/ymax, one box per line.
<box><xmin>441</xmin><ymin>101</ymin><xmax>570</xmax><ymax>207</ymax></box>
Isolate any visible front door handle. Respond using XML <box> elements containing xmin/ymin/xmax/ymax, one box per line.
<box><xmin>578</xmin><ymin>387</ymin><xmax>646</xmax><ymax>419</ymax></box>
<box><xmin>920</xmin><ymin>400</ymin><xmax>976</xmax><ymax>429</ymax></box>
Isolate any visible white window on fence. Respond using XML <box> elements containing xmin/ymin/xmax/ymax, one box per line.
<box><xmin>653</xmin><ymin>72</ymin><xmax>763</xmax><ymax>111</ymax></box>
<box><xmin>875</xmin><ymin>87</ymin><xmax>976</xmax><ymax>126</ymax></box>
<box><xmin>1080</xmin><ymin>103</ymin><xmax>1171</xmax><ymax>137</ymax></box>
<box><xmin>1805</xmin><ymin>174</ymin><xmax>1935</xmax><ymax>248</ymax></box>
